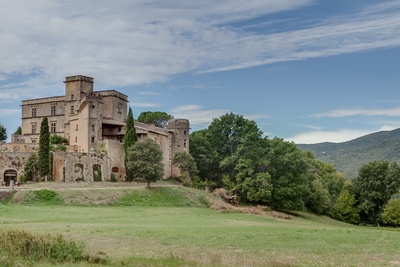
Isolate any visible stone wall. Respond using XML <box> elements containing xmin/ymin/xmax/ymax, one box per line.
<box><xmin>63</xmin><ymin>153</ymin><xmax>110</xmax><ymax>182</ymax></box>
<box><xmin>0</xmin><ymin>152</ymin><xmax>35</xmax><ymax>182</ymax></box>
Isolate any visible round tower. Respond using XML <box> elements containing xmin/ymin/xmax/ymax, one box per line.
<box><xmin>167</xmin><ymin>119</ymin><xmax>190</xmax><ymax>154</ymax></box>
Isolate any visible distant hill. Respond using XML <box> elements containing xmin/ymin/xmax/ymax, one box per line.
<box><xmin>297</xmin><ymin>128</ymin><xmax>400</xmax><ymax>178</ymax></box>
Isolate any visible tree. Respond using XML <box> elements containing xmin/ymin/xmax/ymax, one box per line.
<box><xmin>137</xmin><ymin>111</ymin><xmax>173</xmax><ymax>128</ymax></box>
<box><xmin>234</xmin><ymin>158</ymin><xmax>272</xmax><ymax>204</ymax></box>
<box><xmin>14</xmin><ymin>126</ymin><xmax>22</xmax><ymax>135</ymax></box>
<box><xmin>126</xmin><ymin>139</ymin><xmax>164</xmax><ymax>188</ymax></box>
<box><xmin>353</xmin><ymin>161</ymin><xmax>400</xmax><ymax>223</ymax></box>
<box><xmin>267</xmin><ymin>138</ymin><xmax>311</xmax><ymax>210</ymax></box>
<box><xmin>50</xmin><ymin>135</ymin><xmax>68</xmax><ymax>151</ymax></box>
<box><xmin>381</xmin><ymin>199</ymin><xmax>400</xmax><ymax>226</ymax></box>
<box><xmin>24</xmin><ymin>155</ymin><xmax>38</xmax><ymax>182</ymax></box>
<box><xmin>173</xmin><ymin>152</ymin><xmax>198</xmax><ymax>183</ymax></box>
<box><xmin>189</xmin><ymin>129</ymin><xmax>219</xmax><ymax>184</ymax></box>
<box><xmin>38</xmin><ymin>117</ymin><xmax>51</xmax><ymax>179</ymax></box>
<box><xmin>0</xmin><ymin>122</ymin><xmax>7</xmax><ymax>141</ymax></box>
<box><xmin>331</xmin><ymin>184</ymin><xmax>360</xmax><ymax>224</ymax></box>
<box><xmin>124</xmin><ymin>107</ymin><xmax>138</xmax><ymax>181</ymax></box>
<box><xmin>206</xmin><ymin>112</ymin><xmax>263</xmax><ymax>186</ymax></box>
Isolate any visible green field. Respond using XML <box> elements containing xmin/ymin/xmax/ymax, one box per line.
<box><xmin>1</xmin><ymin>186</ymin><xmax>400</xmax><ymax>266</ymax></box>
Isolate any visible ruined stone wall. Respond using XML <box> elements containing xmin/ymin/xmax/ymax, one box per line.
<box><xmin>0</xmin><ymin>152</ymin><xmax>35</xmax><ymax>182</ymax></box>
<box><xmin>102</xmin><ymin>140</ymin><xmax>125</xmax><ymax>181</ymax></box>
<box><xmin>63</xmin><ymin>153</ymin><xmax>110</xmax><ymax>182</ymax></box>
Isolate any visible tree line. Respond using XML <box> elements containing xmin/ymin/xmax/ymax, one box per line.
<box><xmin>188</xmin><ymin>112</ymin><xmax>400</xmax><ymax>226</ymax></box>
<box><xmin>4</xmin><ymin>110</ymin><xmax>400</xmax><ymax>225</ymax></box>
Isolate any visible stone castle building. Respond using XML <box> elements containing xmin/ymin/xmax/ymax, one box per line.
<box><xmin>0</xmin><ymin>75</ymin><xmax>189</xmax><ymax>184</ymax></box>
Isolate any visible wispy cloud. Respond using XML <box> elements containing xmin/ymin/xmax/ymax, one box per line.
<box><xmin>311</xmin><ymin>107</ymin><xmax>400</xmax><ymax>118</ymax></box>
<box><xmin>286</xmin><ymin>129</ymin><xmax>374</xmax><ymax>144</ymax></box>
<box><xmin>1</xmin><ymin>0</ymin><xmax>399</xmax><ymax>90</ymax></box>
<box><xmin>138</xmin><ymin>91</ymin><xmax>165</xmax><ymax>96</ymax></box>
<box><xmin>0</xmin><ymin>93</ymin><xmax>20</xmax><ymax>100</ymax></box>
<box><xmin>130</xmin><ymin>102</ymin><xmax>162</xmax><ymax>108</ymax></box>
<box><xmin>0</xmin><ymin>109</ymin><xmax>21</xmax><ymax>117</ymax></box>
<box><xmin>171</xmin><ymin>105</ymin><xmax>229</xmax><ymax>127</ymax></box>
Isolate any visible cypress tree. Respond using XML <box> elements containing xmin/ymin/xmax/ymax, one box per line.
<box><xmin>38</xmin><ymin>117</ymin><xmax>51</xmax><ymax>179</ymax></box>
<box><xmin>124</xmin><ymin>107</ymin><xmax>137</xmax><ymax>181</ymax></box>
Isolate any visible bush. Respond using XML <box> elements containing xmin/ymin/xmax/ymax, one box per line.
<box><xmin>381</xmin><ymin>199</ymin><xmax>400</xmax><ymax>226</ymax></box>
<box><xmin>331</xmin><ymin>189</ymin><xmax>360</xmax><ymax>224</ymax></box>
<box><xmin>110</xmin><ymin>173</ymin><xmax>117</xmax><ymax>182</ymax></box>
<box><xmin>34</xmin><ymin>189</ymin><xmax>62</xmax><ymax>204</ymax></box>
<box><xmin>0</xmin><ymin>229</ymin><xmax>86</xmax><ymax>266</ymax></box>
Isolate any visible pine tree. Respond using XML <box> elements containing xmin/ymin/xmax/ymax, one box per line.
<box><xmin>124</xmin><ymin>107</ymin><xmax>137</xmax><ymax>181</ymax></box>
<box><xmin>38</xmin><ymin>117</ymin><xmax>51</xmax><ymax>179</ymax></box>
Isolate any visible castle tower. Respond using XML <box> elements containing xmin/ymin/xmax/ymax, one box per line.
<box><xmin>64</xmin><ymin>75</ymin><xmax>94</xmax><ymax>117</ymax></box>
<box><xmin>167</xmin><ymin>119</ymin><xmax>190</xmax><ymax>177</ymax></box>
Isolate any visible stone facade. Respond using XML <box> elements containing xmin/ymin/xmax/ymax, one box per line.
<box><xmin>0</xmin><ymin>75</ymin><xmax>189</xmax><ymax>184</ymax></box>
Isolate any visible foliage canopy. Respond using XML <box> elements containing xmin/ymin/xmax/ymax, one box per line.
<box><xmin>0</xmin><ymin>122</ymin><xmax>6</xmax><ymax>141</ymax></box>
<box><xmin>137</xmin><ymin>111</ymin><xmax>173</xmax><ymax>128</ymax></box>
<box><xmin>126</xmin><ymin>139</ymin><xmax>164</xmax><ymax>188</ymax></box>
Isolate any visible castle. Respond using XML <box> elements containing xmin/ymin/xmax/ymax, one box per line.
<box><xmin>0</xmin><ymin>75</ymin><xmax>189</xmax><ymax>184</ymax></box>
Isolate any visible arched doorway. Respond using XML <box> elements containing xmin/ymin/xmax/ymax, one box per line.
<box><xmin>4</xmin><ymin>169</ymin><xmax>17</xmax><ymax>186</ymax></box>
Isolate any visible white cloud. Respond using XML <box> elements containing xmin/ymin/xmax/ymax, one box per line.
<box><xmin>130</xmin><ymin>102</ymin><xmax>162</xmax><ymax>108</ymax></box>
<box><xmin>0</xmin><ymin>109</ymin><xmax>21</xmax><ymax>117</ymax></box>
<box><xmin>0</xmin><ymin>93</ymin><xmax>20</xmax><ymax>100</ymax></box>
<box><xmin>312</xmin><ymin>107</ymin><xmax>400</xmax><ymax>118</ymax></box>
<box><xmin>171</xmin><ymin>105</ymin><xmax>229</xmax><ymax>127</ymax></box>
<box><xmin>0</xmin><ymin>0</ymin><xmax>399</xmax><ymax>90</ymax></box>
<box><xmin>138</xmin><ymin>91</ymin><xmax>165</xmax><ymax>96</ymax></box>
<box><xmin>286</xmin><ymin>129</ymin><xmax>374</xmax><ymax>144</ymax></box>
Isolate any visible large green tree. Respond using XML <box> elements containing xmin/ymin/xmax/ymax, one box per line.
<box><xmin>267</xmin><ymin>138</ymin><xmax>311</xmax><ymax>210</ymax></box>
<box><xmin>206</xmin><ymin>112</ymin><xmax>263</xmax><ymax>186</ymax></box>
<box><xmin>331</xmin><ymin>183</ymin><xmax>360</xmax><ymax>224</ymax></box>
<box><xmin>189</xmin><ymin>129</ymin><xmax>219</xmax><ymax>184</ymax></box>
<box><xmin>137</xmin><ymin>111</ymin><xmax>173</xmax><ymax>128</ymax></box>
<box><xmin>38</xmin><ymin>117</ymin><xmax>51</xmax><ymax>178</ymax></box>
<box><xmin>173</xmin><ymin>152</ymin><xmax>198</xmax><ymax>183</ymax></box>
<box><xmin>381</xmin><ymin>199</ymin><xmax>400</xmax><ymax>226</ymax></box>
<box><xmin>353</xmin><ymin>160</ymin><xmax>400</xmax><ymax>223</ymax></box>
<box><xmin>124</xmin><ymin>107</ymin><xmax>138</xmax><ymax>181</ymax></box>
<box><xmin>0</xmin><ymin>122</ymin><xmax>7</xmax><ymax>141</ymax></box>
<box><xmin>126</xmin><ymin>139</ymin><xmax>164</xmax><ymax>188</ymax></box>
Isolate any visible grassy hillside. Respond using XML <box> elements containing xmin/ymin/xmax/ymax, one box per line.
<box><xmin>2</xmin><ymin>186</ymin><xmax>400</xmax><ymax>266</ymax></box>
<box><xmin>298</xmin><ymin>128</ymin><xmax>400</xmax><ymax>178</ymax></box>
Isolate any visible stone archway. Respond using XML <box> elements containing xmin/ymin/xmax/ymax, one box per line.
<box><xmin>4</xmin><ymin>169</ymin><xmax>17</xmax><ymax>186</ymax></box>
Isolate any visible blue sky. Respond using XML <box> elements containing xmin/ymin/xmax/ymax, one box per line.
<box><xmin>1</xmin><ymin>0</ymin><xmax>400</xmax><ymax>144</ymax></box>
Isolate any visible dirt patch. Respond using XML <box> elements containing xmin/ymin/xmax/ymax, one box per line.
<box><xmin>207</xmin><ymin>196</ymin><xmax>292</xmax><ymax>220</ymax></box>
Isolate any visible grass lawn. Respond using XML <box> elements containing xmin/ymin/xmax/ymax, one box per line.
<box><xmin>1</xmin><ymin>186</ymin><xmax>400</xmax><ymax>266</ymax></box>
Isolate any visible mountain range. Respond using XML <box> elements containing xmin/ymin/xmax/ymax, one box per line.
<box><xmin>297</xmin><ymin>128</ymin><xmax>400</xmax><ymax>178</ymax></box>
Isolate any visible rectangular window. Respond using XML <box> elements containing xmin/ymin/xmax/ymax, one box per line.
<box><xmin>51</xmin><ymin>106</ymin><xmax>56</xmax><ymax>116</ymax></box>
<box><xmin>75</xmin><ymin>136</ymin><xmax>77</xmax><ymax>143</ymax></box>
<box><xmin>91</xmin><ymin>136</ymin><xmax>95</xmax><ymax>143</ymax></box>
<box><xmin>31</xmin><ymin>139</ymin><xmax>36</xmax><ymax>143</ymax></box>
<box><xmin>50</xmin><ymin>122</ymin><xmax>56</xmax><ymax>133</ymax></box>
<box><xmin>118</xmin><ymin>102</ymin><xmax>122</xmax><ymax>114</ymax></box>
<box><xmin>75</xmin><ymin>124</ymin><xmax>78</xmax><ymax>130</ymax></box>
<box><xmin>70</xmin><ymin>105</ymin><xmax>74</xmax><ymax>114</ymax></box>
<box><xmin>31</xmin><ymin>124</ymin><xmax>37</xmax><ymax>134</ymax></box>
<box><xmin>32</xmin><ymin>107</ymin><xmax>37</xmax><ymax>118</ymax></box>
<box><xmin>91</xmin><ymin>124</ymin><xmax>95</xmax><ymax>132</ymax></box>
<box><xmin>71</xmin><ymin>94</ymin><xmax>74</xmax><ymax>100</ymax></box>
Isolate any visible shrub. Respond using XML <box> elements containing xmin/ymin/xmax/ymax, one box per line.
<box><xmin>34</xmin><ymin>189</ymin><xmax>62</xmax><ymax>204</ymax></box>
<box><xmin>110</xmin><ymin>173</ymin><xmax>117</xmax><ymax>182</ymax></box>
<box><xmin>0</xmin><ymin>229</ymin><xmax>86</xmax><ymax>266</ymax></box>
<box><xmin>331</xmin><ymin>188</ymin><xmax>360</xmax><ymax>224</ymax></box>
<box><xmin>381</xmin><ymin>199</ymin><xmax>400</xmax><ymax>226</ymax></box>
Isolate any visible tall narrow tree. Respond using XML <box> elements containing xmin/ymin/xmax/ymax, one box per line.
<box><xmin>124</xmin><ymin>107</ymin><xmax>138</xmax><ymax>181</ymax></box>
<box><xmin>0</xmin><ymin>122</ymin><xmax>7</xmax><ymax>141</ymax></box>
<box><xmin>38</xmin><ymin>117</ymin><xmax>51</xmax><ymax>179</ymax></box>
